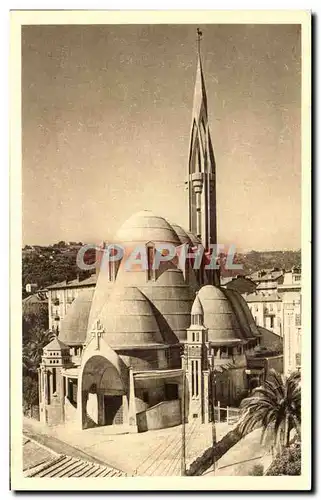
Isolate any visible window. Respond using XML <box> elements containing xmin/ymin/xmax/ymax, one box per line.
<box><xmin>52</xmin><ymin>369</ymin><xmax>56</xmax><ymax>393</ymax></box>
<box><xmin>191</xmin><ymin>360</ymin><xmax>199</xmax><ymax>397</ymax></box>
<box><xmin>146</xmin><ymin>243</ymin><xmax>155</xmax><ymax>281</ymax></box>
<box><xmin>269</xmin><ymin>303</ymin><xmax>273</xmax><ymax>311</ymax></box>
<box><xmin>295</xmin><ymin>314</ymin><xmax>301</xmax><ymax>326</ymax></box>
<box><xmin>142</xmin><ymin>391</ymin><xmax>149</xmax><ymax>404</ymax></box>
<box><xmin>271</xmin><ymin>316</ymin><xmax>274</xmax><ymax>329</ymax></box>
<box><xmin>195</xmin><ymin>360</ymin><xmax>199</xmax><ymax>396</ymax></box>
<box><xmin>165</xmin><ymin>384</ymin><xmax>178</xmax><ymax>401</ymax></box>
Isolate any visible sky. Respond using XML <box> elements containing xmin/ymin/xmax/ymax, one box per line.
<box><xmin>22</xmin><ymin>24</ymin><xmax>301</xmax><ymax>251</ymax></box>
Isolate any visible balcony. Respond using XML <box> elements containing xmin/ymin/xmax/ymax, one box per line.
<box><xmin>53</xmin><ymin>299</ymin><xmax>60</xmax><ymax>306</ymax></box>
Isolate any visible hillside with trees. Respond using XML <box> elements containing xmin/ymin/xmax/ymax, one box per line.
<box><xmin>22</xmin><ymin>242</ymin><xmax>96</xmax><ymax>297</ymax></box>
<box><xmin>22</xmin><ymin>243</ymin><xmax>301</xmax><ymax>293</ymax></box>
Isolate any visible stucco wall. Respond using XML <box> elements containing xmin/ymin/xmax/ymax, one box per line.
<box><xmin>265</xmin><ymin>355</ymin><xmax>283</xmax><ymax>373</ymax></box>
<box><xmin>136</xmin><ymin>399</ymin><xmax>181</xmax><ymax>432</ymax></box>
<box><xmin>64</xmin><ymin>397</ymin><xmax>78</xmax><ymax>424</ymax></box>
<box><xmin>118</xmin><ymin>349</ymin><xmax>159</xmax><ymax>370</ymax></box>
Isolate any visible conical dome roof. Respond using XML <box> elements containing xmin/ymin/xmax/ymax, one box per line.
<box><xmin>197</xmin><ymin>285</ymin><xmax>243</xmax><ymax>344</ymax></box>
<box><xmin>221</xmin><ymin>288</ymin><xmax>253</xmax><ymax>340</ymax></box>
<box><xmin>59</xmin><ymin>288</ymin><xmax>94</xmax><ymax>346</ymax></box>
<box><xmin>94</xmin><ymin>285</ymin><xmax>165</xmax><ymax>349</ymax></box>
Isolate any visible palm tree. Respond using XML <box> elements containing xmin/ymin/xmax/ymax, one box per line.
<box><xmin>238</xmin><ymin>369</ymin><xmax>301</xmax><ymax>452</ymax></box>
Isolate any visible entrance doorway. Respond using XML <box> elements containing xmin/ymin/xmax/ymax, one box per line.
<box><xmin>104</xmin><ymin>395</ymin><xmax>123</xmax><ymax>425</ymax></box>
<box><xmin>165</xmin><ymin>383</ymin><xmax>179</xmax><ymax>401</ymax></box>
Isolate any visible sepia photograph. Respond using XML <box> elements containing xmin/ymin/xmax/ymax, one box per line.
<box><xmin>10</xmin><ymin>10</ymin><xmax>311</xmax><ymax>491</ymax></box>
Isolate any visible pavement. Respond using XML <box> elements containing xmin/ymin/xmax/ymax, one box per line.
<box><xmin>203</xmin><ymin>428</ymin><xmax>273</xmax><ymax>476</ymax></box>
<box><xmin>23</xmin><ymin>417</ymin><xmax>231</xmax><ymax>476</ymax></box>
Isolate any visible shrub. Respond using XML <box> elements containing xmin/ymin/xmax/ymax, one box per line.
<box><xmin>248</xmin><ymin>464</ymin><xmax>264</xmax><ymax>476</ymax></box>
<box><xmin>265</xmin><ymin>442</ymin><xmax>301</xmax><ymax>476</ymax></box>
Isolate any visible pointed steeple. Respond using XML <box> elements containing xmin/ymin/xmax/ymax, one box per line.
<box><xmin>187</xmin><ymin>29</ymin><xmax>219</xmax><ymax>286</ymax></box>
<box><xmin>192</xmin><ymin>41</ymin><xmax>208</xmax><ymax>121</ymax></box>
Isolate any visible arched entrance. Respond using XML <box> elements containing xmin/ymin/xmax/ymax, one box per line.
<box><xmin>80</xmin><ymin>355</ymin><xmax>127</xmax><ymax>429</ymax></box>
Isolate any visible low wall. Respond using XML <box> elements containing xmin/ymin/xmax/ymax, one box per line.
<box><xmin>64</xmin><ymin>397</ymin><xmax>78</xmax><ymax>424</ymax></box>
<box><xmin>137</xmin><ymin>400</ymin><xmax>181</xmax><ymax>432</ymax></box>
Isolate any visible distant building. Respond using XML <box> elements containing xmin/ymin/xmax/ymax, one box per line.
<box><xmin>247</xmin><ymin>268</ymin><xmax>284</xmax><ymax>296</ymax></box>
<box><xmin>244</xmin><ymin>267</ymin><xmax>301</xmax><ymax>375</ymax></box>
<box><xmin>246</xmin><ymin>292</ymin><xmax>283</xmax><ymax>336</ymax></box>
<box><xmin>46</xmin><ymin>275</ymin><xmax>97</xmax><ymax>333</ymax></box>
<box><xmin>277</xmin><ymin>267</ymin><xmax>301</xmax><ymax>374</ymax></box>
<box><xmin>25</xmin><ymin>283</ymin><xmax>38</xmax><ymax>294</ymax></box>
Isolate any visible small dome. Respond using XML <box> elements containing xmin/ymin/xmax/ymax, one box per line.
<box><xmin>115</xmin><ymin>211</ymin><xmax>181</xmax><ymax>246</ymax></box>
<box><xmin>197</xmin><ymin>285</ymin><xmax>243</xmax><ymax>344</ymax></box>
<box><xmin>170</xmin><ymin>223</ymin><xmax>192</xmax><ymax>245</ymax></box>
<box><xmin>59</xmin><ymin>289</ymin><xmax>94</xmax><ymax>346</ymax></box>
<box><xmin>221</xmin><ymin>288</ymin><xmax>254</xmax><ymax>340</ymax></box>
<box><xmin>139</xmin><ymin>268</ymin><xmax>195</xmax><ymax>343</ymax></box>
<box><xmin>227</xmin><ymin>289</ymin><xmax>261</xmax><ymax>338</ymax></box>
<box><xmin>186</xmin><ymin>231</ymin><xmax>202</xmax><ymax>246</ymax></box>
<box><xmin>96</xmin><ymin>286</ymin><xmax>165</xmax><ymax>348</ymax></box>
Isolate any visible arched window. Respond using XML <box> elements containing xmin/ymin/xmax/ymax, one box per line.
<box><xmin>107</xmin><ymin>245</ymin><xmax>121</xmax><ymax>282</ymax></box>
<box><xmin>146</xmin><ymin>242</ymin><xmax>156</xmax><ymax>281</ymax></box>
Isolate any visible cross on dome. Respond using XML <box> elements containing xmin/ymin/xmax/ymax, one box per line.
<box><xmin>91</xmin><ymin>319</ymin><xmax>105</xmax><ymax>350</ymax></box>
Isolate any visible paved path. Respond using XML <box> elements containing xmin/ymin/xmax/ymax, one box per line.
<box><xmin>203</xmin><ymin>428</ymin><xmax>273</xmax><ymax>476</ymax></box>
<box><xmin>23</xmin><ymin>421</ymin><xmax>114</xmax><ymax>468</ymax></box>
<box><xmin>23</xmin><ymin>417</ymin><xmax>231</xmax><ymax>476</ymax></box>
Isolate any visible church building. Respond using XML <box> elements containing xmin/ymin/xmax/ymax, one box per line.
<box><xmin>38</xmin><ymin>37</ymin><xmax>282</xmax><ymax>432</ymax></box>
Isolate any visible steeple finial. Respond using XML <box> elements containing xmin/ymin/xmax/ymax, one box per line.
<box><xmin>196</xmin><ymin>28</ymin><xmax>202</xmax><ymax>56</ymax></box>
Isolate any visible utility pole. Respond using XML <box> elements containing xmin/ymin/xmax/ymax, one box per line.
<box><xmin>181</xmin><ymin>346</ymin><xmax>187</xmax><ymax>476</ymax></box>
<box><xmin>211</xmin><ymin>351</ymin><xmax>217</xmax><ymax>474</ymax></box>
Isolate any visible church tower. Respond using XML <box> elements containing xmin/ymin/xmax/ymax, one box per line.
<box><xmin>187</xmin><ymin>30</ymin><xmax>219</xmax><ymax>286</ymax></box>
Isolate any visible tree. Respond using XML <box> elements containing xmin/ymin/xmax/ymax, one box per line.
<box><xmin>23</xmin><ymin>375</ymin><xmax>39</xmax><ymax>408</ymax></box>
<box><xmin>22</xmin><ymin>301</ymin><xmax>48</xmax><ymax>345</ymax></box>
<box><xmin>238</xmin><ymin>369</ymin><xmax>301</xmax><ymax>452</ymax></box>
<box><xmin>23</xmin><ymin>327</ymin><xmax>54</xmax><ymax>376</ymax></box>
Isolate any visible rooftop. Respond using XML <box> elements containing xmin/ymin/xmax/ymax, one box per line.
<box><xmin>23</xmin><ymin>437</ymin><xmax>127</xmax><ymax>478</ymax></box>
<box><xmin>248</xmin><ymin>269</ymin><xmax>284</xmax><ymax>282</ymax></box>
<box><xmin>46</xmin><ymin>274</ymin><xmax>97</xmax><ymax>290</ymax></box>
<box><xmin>246</xmin><ymin>292</ymin><xmax>282</xmax><ymax>303</ymax></box>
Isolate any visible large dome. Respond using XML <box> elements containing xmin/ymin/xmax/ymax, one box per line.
<box><xmin>115</xmin><ymin>210</ymin><xmax>181</xmax><ymax>246</ymax></box>
<box><xmin>197</xmin><ymin>285</ymin><xmax>244</xmax><ymax>344</ymax></box>
<box><xmin>95</xmin><ymin>285</ymin><xmax>165</xmax><ymax>349</ymax></box>
<box><xmin>59</xmin><ymin>288</ymin><xmax>94</xmax><ymax>346</ymax></box>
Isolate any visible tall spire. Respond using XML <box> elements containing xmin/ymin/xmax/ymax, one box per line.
<box><xmin>187</xmin><ymin>29</ymin><xmax>219</xmax><ymax>286</ymax></box>
<box><xmin>193</xmin><ymin>28</ymin><xmax>208</xmax><ymax>118</ymax></box>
